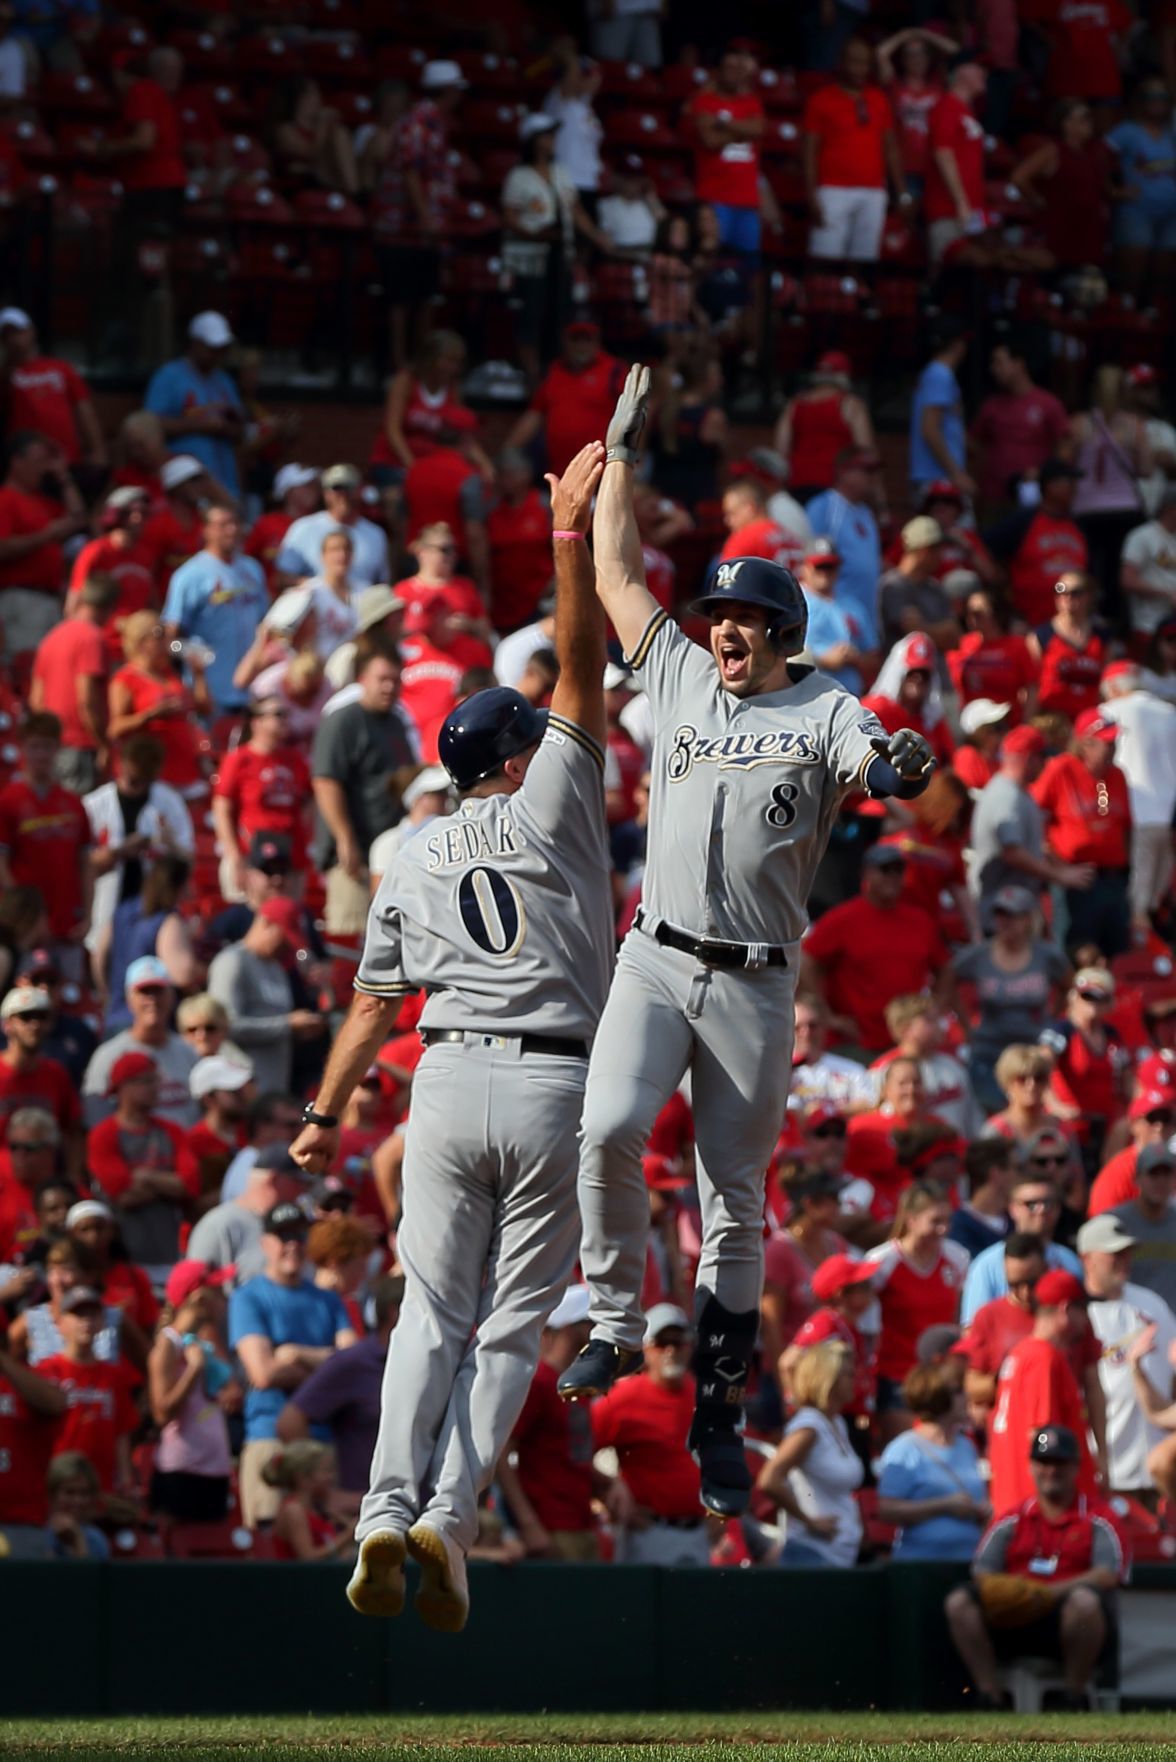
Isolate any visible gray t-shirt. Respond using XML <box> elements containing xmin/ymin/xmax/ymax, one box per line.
<box><xmin>878</xmin><ymin>568</ymin><xmax>954</xmax><ymax>653</ymax></box>
<box><xmin>83</xmin><ymin>1030</ymin><xmax>199</xmax><ymax>1130</ymax></box>
<box><xmin>356</xmin><ymin>711</ymin><xmax>612</xmax><ymax>1041</ymax></box>
<box><xmin>951</xmin><ymin>938</ymin><xmax>1070</xmax><ymax>1062</ymax></box>
<box><xmin>207</xmin><ymin>944</ymin><xmax>293</xmax><ymax>1096</ymax></box>
<box><xmin>970</xmin><ymin>772</ymin><xmax>1045</xmax><ymax>901</ymax></box>
<box><xmin>187</xmin><ymin>1201</ymin><xmax>265</xmax><ymax>1286</ymax></box>
<box><xmin>1109</xmin><ymin>1203</ymin><xmax>1176</xmax><ymax>1314</ymax></box>
<box><xmin>312</xmin><ymin>700</ymin><xmax>417</xmax><ymax>871</ymax></box>
<box><xmin>627</xmin><ymin>607</ymin><xmax>884</xmax><ymax>944</ymax></box>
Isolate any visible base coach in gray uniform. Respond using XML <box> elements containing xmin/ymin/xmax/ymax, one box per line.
<box><xmin>558</xmin><ymin>366</ymin><xmax>937</xmax><ymax>1518</ymax></box>
<box><xmin>291</xmin><ymin>443</ymin><xmax>612</xmax><ymax>1635</ymax></box>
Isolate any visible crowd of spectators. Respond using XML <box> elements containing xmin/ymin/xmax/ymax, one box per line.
<box><xmin>0</xmin><ymin>4</ymin><xmax>1171</xmax><ymax>1713</ymax></box>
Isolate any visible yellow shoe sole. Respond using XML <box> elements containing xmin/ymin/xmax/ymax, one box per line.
<box><xmin>407</xmin><ymin>1523</ymin><xmax>469</xmax><ymax>1634</ymax></box>
<box><xmin>346</xmin><ymin>1529</ymin><xmax>407</xmax><ymax>1618</ymax></box>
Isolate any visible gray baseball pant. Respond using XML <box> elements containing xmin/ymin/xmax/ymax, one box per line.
<box><xmin>356</xmin><ymin>1038</ymin><xmax>585</xmax><ymax>1555</ymax></box>
<box><xmin>578</xmin><ymin>926</ymin><xmax>798</xmax><ymax>1348</ymax></box>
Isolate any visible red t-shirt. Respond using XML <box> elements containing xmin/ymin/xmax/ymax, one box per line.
<box><xmin>591</xmin><ymin>1371</ymin><xmax>702</xmax><ymax>1520</ymax></box>
<box><xmin>1043</xmin><ymin>1020</ymin><xmax>1125</xmax><ymax>1126</ymax></box>
<box><xmin>966</xmin><ymin>1292</ymin><xmax>1102</xmax><ymax>1387</ymax></box>
<box><xmin>102</xmin><ymin>1261</ymin><xmax>160</xmax><ymax>1335</ymax></box>
<box><xmin>988</xmin><ymin>1335</ymin><xmax>1097</xmax><ymax>1516</ymax></box>
<box><xmin>0</xmin><ymin>485</ymin><xmax>63</xmax><ymax>593</ymax></box>
<box><xmin>487</xmin><ymin>491</ymin><xmax>552</xmax><ymax>633</ymax></box>
<box><xmin>861</xmin><ymin>692</ymin><xmax>956</xmax><ymax>772</ymax></box>
<box><xmin>37</xmin><ymin>1354</ymin><xmax>139</xmax><ymax>1491</ymax></box>
<box><xmin>889</xmin><ymin>79</ymin><xmax>942</xmax><ymax>179</ymax></box>
<box><xmin>245</xmin><ymin>511</ymin><xmax>293</xmax><ymax>596</ymax></box>
<box><xmin>1036</xmin><ymin>626</ymin><xmax>1105</xmax><ymax>719</ymax></box>
<box><xmin>952</xmin><ymin>745</ymin><xmax>997</xmax><ymax>793</ymax></box>
<box><xmin>86</xmin><ymin>1113</ymin><xmax>193</xmax><ymax>1203</ymax></box>
<box><xmin>398</xmin><ymin>639</ymin><xmax>465</xmax><ymax>761</ymax></box>
<box><xmin>513</xmin><ymin>1358</ymin><xmax>596</xmax><ymax>1532</ymax></box>
<box><xmin>947</xmin><ymin>631</ymin><xmax>1037</xmax><ymax>718</ymax></box>
<box><xmin>141</xmin><ymin>504</ymin><xmax>203</xmax><ymax>588</ymax></box>
<box><xmin>1088</xmin><ymin>1146</ymin><xmax>1138</xmax><ymax>1216</ymax></box>
<box><xmin>802</xmin><ymin>83</ymin><xmax>891</xmax><ymax>188</ymax></box>
<box><xmin>108</xmin><ymin>664</ymin><xmax>204</xmax><ymax>791</ymax></box>
<box><xmin>531</xmin><ymin>353</ymin><xmax>625</xmax><ymax>478</ymax></box>
<box><xmin>868</xmin><ymin>1237</ymin><xmax>969</xmax><ymax>1382</ymax></box>
<box><xmin>0</xmin><ymin>777</ymin><xmax>90</xmax><ymax>938</ymax></box>
<box><xmin>7</xmin><ymin>358</ymin><xmax>90</xmax><ymax>463</ymax></box>
<box><xmin>68</xmin><ymin>536</ymin><xmax>157</xmax><ymax>665</ymax></box>
<box><xmin>686</xmin><ymin>90</ymin><xmax>763</xmax><ymax>208</ymax></box>
<box><xmin>1035</xmin><ymin>0</ymin><xmax>1130</xmax><ymax>99</ymax></box>
<box><xmin>120</xmin><ymin>78</ymin><xmax>187</xmax><ymax>192</ymax></box>
<box><xmin>178</xmin><ymin>1119</ymin><xmax>242</xmax><ymax>1203</ymax></box>
<box><xmin>402</xmin><ymin>448</ymin><xmax>476</xmax><ymax>550</ymax></box>
<box><xmin>972</xmin><ymin>389</ymin><xmax>1071</xmax><ymax>505</ymax></box>
<box><xmin>1007</xmin><ymin>512</ymin><xmax>1089</xmax><ymax>626</ymax></box>
<box><xmin>762</xmin><ymin>1232</ymin><xmax>817</xmax><ymax>1348</ymax></box>
<box><xmin>924</xmin><ymin>91</ymin><xmax>986</xmax><ymax>224</ymax></box>
<box><xmin>788</xmin><ymin>392</ymin><xmax>856</xmax><ymax>493</ymax></box>
<box><xmin>0</xmin><ymin>1054</ymin><xmax>80</xmax><ymax>1143</ymax></box>
<box><xmin>30</xmin><ymin>617</ymin><xmax>108</xmax><ymax>751</ymax></box>
<box><xmin>720</xmin><ymin>516</ymin><xmax>807</xmax><ymax>574</ymax></box>
<box><xmin>0</xmin><ymin>1171</ymin><xmax>36</xmax><ymax>1262</ymax></box>
<box><xmin>803</xmin><ymin>894</ymin><xmax>946</xmax><ymax>1049</ymax></box>
<box><xmin>214</xmin><ymin>743</ymin><xmax>312</xmax><ymax>870</ymax></box>
<box><xmin>1033</xmin><ymin>753</ymin><xmax>1131</xmax><ymax>868</ymax></box>
<box><xmin>0</xmin><ymin>1375</ymin><xmax>56</xmax><ymax>1524</ymax></box>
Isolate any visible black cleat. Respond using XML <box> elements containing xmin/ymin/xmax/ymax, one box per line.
<box><xmin>689</xmin><ymin>1419</ymin><xmax>752</xmax><ymax>1519</ymax></box>
<box><xmin>556</xmin><ymin>1338</ymin><xmax>643</xmax><ymax>1402</ymax></box>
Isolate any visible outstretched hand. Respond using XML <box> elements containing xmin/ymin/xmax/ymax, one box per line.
<box><xmin>606</xmin><ymin>362</ymin><xmax>651</xmax><ymax>464</ymax></box>
<box><xmin>870</xmin><ymin>728</ymin><xmax>936</xmax><ymax>782</ymax></box>
<box><xmin>544</xmin><ymin>440</ymin><xmax>605</xmax><ymax>535</ymax></box>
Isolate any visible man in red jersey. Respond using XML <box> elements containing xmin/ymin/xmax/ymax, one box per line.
<box><xmin>0</xmin><ymin>1340</ymin><xmax>66</xmax><ymax>1554</ymax></box>
<box><xmin>0</xmin><ymin>988</ymin><xmax>82</xmax><ymax>1175</ymax></box>
<box><xmin>0</xmin><ymin>309</ymin><xmax>105</xmax><ymax>477</ymax></box>
<box><xmin>684</xmin><ymin>44</ymin><xmax>765</xmax><ymax>259</ymax></box>
<box><xmin>1030</xmin><ymin>0</ymin><xmax>1131</xmax><ymax>104</ymax></box>
<box><xmin>591</xmin><ymin>1303</ymin><xmax>709</xmax><ymax>1563</ymax></box>
<box><xmin>719</xmin><ymin>477</ymin><xmax>808</xmax><ymax>574</ymax></box>
<box><xmin>972</xmin><ymin>343</ymin><xmax>1072</xmax><ymax>511</ymax></box>
<box><xmin>38</xmin><ymin>1286</ymin><xmax>139</xmax><ymax>1493</ymax></box>
<box><xmin>1089</xmin><ymin>1109</ymin><xmax>1176</xmax><ymax>1216</ymax></box>
<box><xmin>0</xmin><ymin>713</ymin><xmax>92</xmax><ymax>960</ymax></box>
<box><xmin>29</xmin><ymin>574</ymin><xmax>118</xmax><ymax>795</ymax></box>
<box><xmin>803</xmin><ymin>37</ymin><xmax>906</xmax><ymax>263</ymax></box>
<box><xmin>946</xmin><ymin>1424</ymin><xmax>1126</xmax><ymax>1710</ymax></box>
<box><xmin>0</xmin><ymin>431</ymin><xmax>87</xmax><ymax>658</ymax></box>
<box><xmin>506</xmin><ymin>323</ymin><xmax>624</xmax><ymax>477</ymax></box>
<box><xmin>924</xmin><ymin>51</ymin><xmax>988</xmax><ymax>267</ymax></box>
<box><xmin>984</xmin><ymin>460</ymin><xmax>1089</xmax><ymax>626</ymax></box>
<box><xmin>140</xmin><ymin>455</ymin><xmax>216</xmax><ymax>591</ymax></box>
<box><xmin>988</xmin><ymin>1270</ymin><xmax>1099</xmax><ymax>1517</ymax></box>
<box><xmin>485</xmin><ymin>450</ymin><xmax>553</xmax><ymax>635</ymax></box>
<box><xmin>67</xmin><ymin>487</ymin><xmax>156</xmax><ymax>660</ymax></box>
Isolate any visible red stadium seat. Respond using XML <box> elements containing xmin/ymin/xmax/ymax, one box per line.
<box><xmin>236</xmin><ymin>35</ymin><xmax>306</xmax><ymax>79</ymax></box>
<box><xmin>758</xmin><ymin>67</ymin><xmax>801</xmax><ymax>114</ymax></box>
<box><xmin>605</xmin><ymin>111</ymin><xmax>681</xmax><ymax>153</ymax></box>
<box><xmin>40</xmin><ymin>70</ymin><xmax>115</xmax><ymax>120</ymax></box>
<box><xmin>292</xmin><ymin>187</ymin><xmax>366</xmax><ymax>229</ymax></box>
<box><xmin>374</xmin><ymin>44</ymin><xmax>428</xmax><ymax>83</ymax></box>
<box><xmin>596</xmin><ymin>60</ymin><xmax>664</xmax><ymax>105</ymax></box>
<box><xmin>164</xmin><ymin>1520</ymin><xmax>264</xmax><ymax>1560</ymax></box>
<box><xmin>458</xmin><ymin>100</ymin><xmax>527</xmax><ymax>147</ymax></box>
<box><xmin>659</xmin><ymin>64</ymin><xmax>708</xmax><ymax>102</ymax></box>
<box><xmin>169</xmin><ymin>30</ymin><xmax>234</xmax><ymax>77</ymax></box>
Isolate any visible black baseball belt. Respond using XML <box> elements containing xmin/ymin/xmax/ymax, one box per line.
<box><xmin>421</xmin><ymin>1029</ymin><xmax>589</xmax><ymax>1059</ymax></box>
<box><xmin>634</xmin><ymin>908</ymin><xmax>789</xmax><ymax>972</ymax></box>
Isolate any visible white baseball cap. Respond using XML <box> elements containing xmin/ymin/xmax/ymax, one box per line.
<box><xmin>190</xmin><ymin>1055</ymin><xmax>254</xmax><ymax>1099</ymax></box>
<box><xmin>272</xmin><ymin>463</ymin><xmax>318</xmax><ymax>501</ymax></box>
<box><xmin>66</xmin><ymin>1199</ymin><xmax>114</xmax><ymax>1228</ymax></box>
<box><xmin>161</xmin><ymin>454</ymin><xmax>207</xmax><ymax>491</ymax></box>
<box><xmin>520</xmin><ymin>112</ymin><xmax>559</xmax><ymax>142</ymax></box>
<box><xmin>421</xmin><ymin>59</ymin><xmax>467</xmax><ymax>91</ymax></box>
<box><xmin>188</xmin><ymin>310</ymin><xmax>234</xmax><ymax>349</ymax></box>
<box><xmin>0</xmin><ymin>306</ymin><xmax>32</xmax><ymax>331</ymax></box>
<box><xmin>959</xmin><ymin>698</ymin><xmax>1011</xmax><ymax>735</ymax></box>
<box><xmin>402</xmin><ymin>764</ymin><xmax>452</xmax><ymax>811</ymax></box>
<box><xmin>104</xmin><ymin>484</ymin><xmax>150</xmax><ymax>512</ymax></box>
<box><xmin>546</xmin><ymin>1284</ymin><xmax>591</xmax><ymax>1330</ymax></box>
<box><xmin>265</xmin><ymin>585</ymin><xmax>315</xmax><ymax>636</ymax></box>
<box><xmin>644</xmin><ymin>1302</ymin><xmax>693</xmax><ymax>1344</ymax></box>
<box><xmin>0</xmin><ymin>986</ymin><xmax>50</xmax><ymax>1019</ymax></box>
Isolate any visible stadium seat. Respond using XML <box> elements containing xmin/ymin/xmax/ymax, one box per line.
<box><xmin>457</xmin><ymin>101</ymin><xmax>527</xmax><ymax>148</ymax></box>
<box><xmin>292</xmin><ymin>188</ymin><xmax>366</xmax><ymax>230</ymax></box>
<box><xmin>40</xmin><ymin>70</ymin><xmax>115</xmax><ymax>121</ymax></box>
<box><xmin>169</xmin><ymin>31</ymin><xmax>234</xmax><ymax>77</ymax></box>
<box><xmin>164</xmin><ymin>1520</ymin><xmax>264</xmax><ymax>1560</ymax></box>
<box><xmin>605</xmin><ymin>111</ymin><xmax>681</xmax><ymax>154</ymax></box>
<box><xmin>236</xmin><ymin>34</ymin><xmax>306</xmax><ymax>79</ymax></box>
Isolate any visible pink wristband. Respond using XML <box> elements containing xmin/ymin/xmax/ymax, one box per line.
<box><xmin>552</xmin><ymin>529</ymin><xmax>586</xmax><ymax>542</ymax></box>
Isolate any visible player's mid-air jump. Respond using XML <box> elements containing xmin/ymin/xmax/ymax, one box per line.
<box><xmin>557</xmin><ymin>365</ymin><xmax>937</xmax><ymax>1521</ymax></box>
<box><xmin>290</xmin><ymin>441</ymin><xmax>613</xmax><ymax>1633</ymax></box>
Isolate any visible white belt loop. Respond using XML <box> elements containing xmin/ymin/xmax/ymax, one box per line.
<box><xmin>744</xmin><ymin>943</ymin><xmax>770</xmax><ymax>972</ymax></box>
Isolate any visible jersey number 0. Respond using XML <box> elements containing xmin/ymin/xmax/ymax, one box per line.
<box><xmin>458</xmin><ymin>866</ymin><xmax>526</xmax><ymax>956</ymax></box>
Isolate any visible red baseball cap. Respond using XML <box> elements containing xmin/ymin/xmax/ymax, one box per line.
<box><xmin>164</xmin><ymin>1259</ymin><xmax>235</xmax><ymax>1309</ymax></box>
<box><xmin>108</xmin><ymin>1051</ymin><xmax>156</xmax><ymax>1094</ymax></box>
<box><xmin>803</xmin><ymin>1100</ymin><xmax>846</xmax><ymax>1133</ymax></box>
<box><xmin>1002</xmin><ymin>724</ymin><xmax>1046</xmax><ymax>756</ymax></box>
<box><xmin>815</xmin><ymin>350</ymin><xmax>852</xmax><ymax>378</ymax></box>
<box><xmin>1101</xmin><ymin>660</ymin><xmax>1137</xmax><ymax>687</ymax></box>
<box><xmin>1034</xmin><ymin>1269</ymin><xmax>1087</xmax><ymax>1307</ymax></box>
<box><xmin>643</xmin><ymin>1152</ymin><xmax>691</xmax><ymax>1192</ymax></box>
<box><xmin>258</xmin><ymin>897</ymin><xmax>310</xmax><ymax>958</ymax></box>
<box><xmin>1074</xmin><ymin>707</ymin><xmax>1118</xmax><ymax>744</ymax></box>
<box><xmin>1130</xmin><ymin>1087</ymin><xmax>1175</xmax><ymax>1121</ymax></box>
<box><xmin>904</xmin><ymin>633</ymin><xmax>936</xmax><ymax>671</ymax></box>
<box><xmin>810</xmin><ymin>1254</ymin><xmax>875</xmax><ymax>1303</ymax></box>
<box><xmin>1126</xmin><ymin>363</ymin><xmax>1159</xmax><ymax>387</ymax></box>
<box><xmin>1137</xmin><ymin>1051</ymin><xmax>1176</xmax><ymax>1092</ymax></box>
<box><xmin>922</xmin><ymin>479</ymin><xmax>964</xmax><ymax>505</ymax></box>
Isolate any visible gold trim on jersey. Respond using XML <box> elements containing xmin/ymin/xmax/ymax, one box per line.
<box><xmin>626</xmin><ymin>608</ymin><xmax>669</xmax><ymax>671</ymax></box>
<box><xmin>548</xmin><ymin>711</ymin><xmax>606</xmax><ymax>773</ymax></box>
<box><xmin>353</xmin><ymin>979</ymin><xmax>414</xmax><ymax>998</ymax></box>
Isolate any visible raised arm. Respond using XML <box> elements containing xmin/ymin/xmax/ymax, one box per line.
<box><xmin>594</xmin><ymin>364</ymin><xmax>660</xmax><ymax>657</ymax></box>
<box><xmin>545</xmin><ymin>441</ymin><xmax>608</xmax><ymax>750</ymax></box>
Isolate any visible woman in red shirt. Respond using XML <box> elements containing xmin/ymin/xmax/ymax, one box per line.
<box><xmin>774</xmin><ymin>353</ymin><xmax>876</xmax><ymax>501</ymax></box>
<box><xmin>1010</xmin><ymin>100</ymin><xmax>1114</xmax><ymax>271</ymax></box>
<box><xmin>212</xmin><ymin>698</ymin><xmax>312</xmax><ymax>896</ymax></box>
<box><xmin>949</xmin><ymin>586</ymin><xmax>1038</xmax><ymax>724</ymax></box>
<box><xmin>1030</xmin><ymin>572</ymin><xmax>1106</xmax><ymax>719</ymax></box>
<box><xmin>1041</xmin><ymin>966</ymin><xmax>1130</xmax><ymax>1165</ymax></box>
<box><xmin>108</xmin><ymin>612</ymin><xmax>209</xmax><ymax>796</ymax></box>
<box><xmin>371</xmin><ymin>330</ymin><xmax>492</xmax><ymax>482</ymax></box>
<box><xmin>864</xmin><ymin>1182</ymin><xmax>967</xmax><ymax>1436</ymax></box>
<box><xmin>877</xmin><ymin>27</ymin><xmax>953</xmax><ymax>191</ymax></box>
<box><xmin>265</xmin><ymin>1442</ymin><xmax>355</xmax><ymax>1562</ymax></box>
<box><xmin>1033</xmin><ymin>707</ymin><xmax>1132</xmax><ymax>957</ymax></box>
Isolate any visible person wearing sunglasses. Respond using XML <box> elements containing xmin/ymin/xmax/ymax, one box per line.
<box><xmin>1029</xmin><ymin>570</ymin><xmax>1107</xmax><ymax>722</ymax></box>
<box><xmin>961</xmin><ymin>1165</ymin><xmax>1084</xmax><ymax>1323</ymax></box>
<box><xmin>1089</xmin><ymin>1090</ymin><xmax>1176</xmax><ymax>1217</ymax></box>
<box><xmin>0</xmin><ymin>987</ymin><xmax>82</xmax><ymax>1183</ymax></box>
<box><xmin>213</xmin><ymin>696</ymin><xmax>312</xmax><ymax>903</ymax></box>
<box><xmin>1033</xmin><ymin>704</ymin><xmax>1132</xmax><ymax>959</ymax></box>
<box><xmin>1041</xmin><ymin>966</ymin><xmax>1130</xmax><ymax>1170</ymax></box>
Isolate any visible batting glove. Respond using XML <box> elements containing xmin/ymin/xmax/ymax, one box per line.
<box><xmin>606</xmin><ymin>363</ymin><xmax>651</xmax><ymax>466</ymax></box>
<box><xmin>870</xmin><ymin>728</ymin><xmax>936</xmax><ymax>781</ymax></box>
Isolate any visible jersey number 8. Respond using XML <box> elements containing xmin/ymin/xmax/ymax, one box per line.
<box><xmin>458</xmin><ymin>866</ymin><xmax>526</xmax><ymax>956</ymax></box>
<box><xmin>766</xmin><ymin>782</ymin><xmax>798</xmax><ymax>829</ymax></box>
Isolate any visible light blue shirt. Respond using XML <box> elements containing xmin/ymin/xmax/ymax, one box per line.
<box><xmin>877</xmin><ymin>1429</ymin><xmax>987</xmax><ymax>1561</ymax></box>
<box><xmin>220</xmin><ymin>1145</ymin><xmax>257</xmax><ymax>1202</ymax></box>
<box><xmin>910</xmin><ymin>358</ymin><xmax>964</xmax><ymax>488</ymax></box>
<box><xmin>278</xmin><ymin>512</ymin><xmax>390</xmax><ymax>589</ymax></box>
<box><xmin>805</xmin><ymin>490</ymin><xmax>880</xmax><ymax>649</ymax></box>
<box><xmin>229</xmin><ymin>1276</ymin><xmax>351</xmax><ymax>1442</ymax></box>
<box><xmin>162</xmin><ymin>549</ymin><xmax>267</xmax><ymax>711</ymax></box>
<box><xmin>802</xmin><ymin>589</ymin><xmax>864</xmax><ymax>695</ymax></box>
<box><xmin>961</xmin><ymin>1238</ymin><xmax>1083</xmax><ymax>1324</ymax></box>
<box><xmin>144</xmin><ymin>356</ymin><xmax>243</xmax><ymax>496</ymax></box>
<box><xmin>1107</xmin><ymin>121</ymin><xmax>1176</xmax><ymax>215</ymax></box>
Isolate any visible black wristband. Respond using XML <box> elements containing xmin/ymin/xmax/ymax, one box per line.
<box><xmin>301</xmin><ymin>1104</ymin><xmax>338</xmax><ymax>1129</ymax></box>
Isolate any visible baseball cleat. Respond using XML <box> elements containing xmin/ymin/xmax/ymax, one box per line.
<box><xmin>556</xmin><ymin>1338</ymin><xmax>643</xmax><ymax>1402</ymax></box>
<box><xmin>407</xmin><ymin>1522</ymin><xmax>469</xmax><ymax>1634</ymax></box>
<box><xmin>690</xmin><ymin>1421</ymin><xmax>753</xmax><ymax>1519</ymax></box>
<box><xmin>346</xmin><ymin>1528</ymin><xmax>407</xmax><ymax>1618</ymax></box>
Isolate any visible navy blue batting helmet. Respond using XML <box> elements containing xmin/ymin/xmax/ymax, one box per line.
<box><xmin>691</xmin><ymin>557</ymin><xmax>808</xmax><ymax>653</ymax></box>
<box><xmin>438</xmin><ymin>687</ymin><xmax>548</xmax><ymax>790</ymax></box>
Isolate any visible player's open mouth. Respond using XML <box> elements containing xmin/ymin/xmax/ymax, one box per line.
<box><xmin>718</xmin><ymin>641</ymin><xmax>750</xmax><ymax>682</ymax></box>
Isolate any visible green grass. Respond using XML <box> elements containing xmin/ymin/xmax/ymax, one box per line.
<box><xmin>4</xmin><ymin>1712</ymin><xmax>1176</xmax><ymax>1761</ymax></box>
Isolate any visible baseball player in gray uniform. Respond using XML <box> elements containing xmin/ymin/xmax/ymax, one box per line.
<box><xmin>557</xmin><ymin>366</ymin><xmax>937</xmax><ymax>1519</ymax></box>
<box><xmin>290</xmin><ymin>443</ymin><xmax>612</xmax><ymax>1634</ymax></box>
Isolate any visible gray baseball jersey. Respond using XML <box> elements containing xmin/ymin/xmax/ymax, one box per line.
<box><xmin>354</xmin><ymin>712</ymin><xmax>612</xmax><ymax>1039</ymax></box>
<box><xmin>628</xmin><ymin>607</ymin><xmax>886</xmax><ymax>943</ymax></box>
